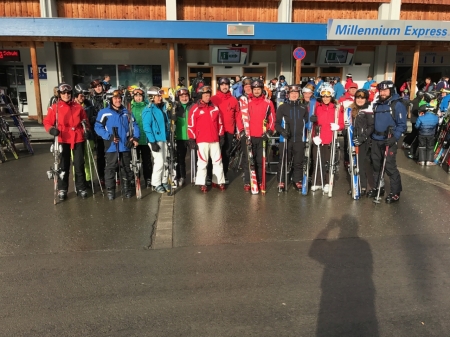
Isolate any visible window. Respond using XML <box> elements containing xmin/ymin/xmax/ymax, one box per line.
<box><xmin>118</xmin><ymin>65</ymin><xmax>162</xmax><ymax>91</ymax></box>
<box><xmin>73</xmin><ymin>65</ymin><xmax>117</xmax><ymax>88</ymax></box>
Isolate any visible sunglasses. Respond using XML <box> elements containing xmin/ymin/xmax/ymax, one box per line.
<box><xmin>355</xmin><ymin>95</ymin><xmax>367</xmax><ymax>99</ymax></box>
<box><xmin>60</xmin><ymin>91</ymin><xmax>72</xmax><ymax>95</ymax></box>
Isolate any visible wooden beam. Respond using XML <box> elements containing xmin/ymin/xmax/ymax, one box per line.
<box><xmin>30</xmin><ymin>41</ymin><xmax>43</xmax><ymax>124</ymax></box>
<box><xmin>169</xmin><ymin>43</ymin><xmax>175</xmax><ymax>89</ymax></box>
<box><xmin>411</xmin><ymin>43</ymin><xmax>420</xmax><ymax>99</ymax></box>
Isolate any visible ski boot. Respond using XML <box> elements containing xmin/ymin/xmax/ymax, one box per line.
<box><xmin>293</xmin><ymin>181</ymin><xmax>302</xmax><ymax>191</ymax></box>
<box><xmin>367</xmin><ymin>187</ymin><xmax>384</xmax><ymax>198</ymax></box>
<box><xmin>244</xmin><ymin>184</ymin><xmax>251</xmax><ymax>192</ymax></box>
<box><xmin>200</xmin><ymin>185</ymin><xmax>208</xmax><ymax>193</ymax></box>
<box><xmin>277</xmin><ymin>182</ymin><xmax>285</xmax><ymax>191</ymax></box>
<box><xmin>163</xmin><ymin>183</ymin><xmax>171</xmax><ymax>193</ymax></box>
<box><xmin>178</xmin><ymin>178</ymin><xmax>185</xmax><ymax>187</ymax></box>
<box><xmin>107</xmin><ymin>187</ymin><xmax>115</xmax><ymax>201</ymax></box>
<box><xmin>385</xmin><ymin>192</ymin><xmax>400</xmax><ymax>204</ymax></box>
<box><xmin>77</xmin><ymin>190</ymin><xmax>88</xmax><ymax>199</ymax></box>
<box><xmin>123</xmin><ymin>181</ymin><xmax>132</xmax><ymax>198</ymax></box>
<box><xmin>58</xmin><ymin>190</ymin><xmax>67</xmax><ymax>201</ymax></box>
<box><xmin>153</xmin><ymin>185</ymin><xmax>166</xmax><ymax>194</ymax></box>
<box><xmin>205</xmin><ymin>177</ymin><xmax>212</xmax><ymax>186</ymax></box>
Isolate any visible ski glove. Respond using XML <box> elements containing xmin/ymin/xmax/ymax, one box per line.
<box><xmin>313</xmin><ymin>136</ymin><xmax>322</xmax><ymax>146</ymax></box>
<box><xmin>219</xmin><ymin>136</ymin><xmax>225</xmax><ymax>147</ymax></box>
<box><xmin>330</xmin><ymin>123</ymin><xmax>340</xmax><ymax>131</ymax></box>
<box><xmin>49</xmin><ymin>127</ymin><xmax>60</xmax><ymax>137</ymax></box>
<box><xmin>384</xmin><ymin>136</ymin><xmax>397</xmax><ymax>147</ymax></box>
<box><xmin>262</xmin><ymin>130</ymin><xmax>273</xmax><ymax>142</ymax></box>
<box><xmin>150</xmin><ymin>142</ymin><xmax>160</xmax><ymax>152</ymax></box>
<box><xmin>189</xmin><ymin>139</ymin><xmax>198</xmax><ymax>150</ymax></box>
<box><xmin>309</xmin><ymin>115</ymin><xmax>318</xmax><ymax>123</ymax></box>
<box><xmin>280</xmin><ymin>130</ymin><xmax>291</xmax><ymax>140</ymax></box>
<box><xmin>353</xmin><ymin>135</ymin><xmax>366</xmax><ymax>147</ymax></box>
<box><xmin>83</xmin><ymin>129</ymin><xmax>91</xmax><ymax>140</ymax></box>
<box><xmin>126</xmin><ymin>139</ymin><xmax>134</xmax><ymax>149</ymax></box>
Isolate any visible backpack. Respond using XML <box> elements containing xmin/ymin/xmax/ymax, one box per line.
<box><xmin>388</xmin><ymin>99</ymin><xmax>410</xmax><ymax>122</ymax></box>
<box><xmin>191</xmin><ymin>78</ymin><xmax>205</xmax><ymax>97</ymax></box>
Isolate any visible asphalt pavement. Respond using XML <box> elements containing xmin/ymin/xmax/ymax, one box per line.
<box><xmin>1</xmin><ymin>140</ymin><xmax>450</xmax><ymax>336</ymax></box>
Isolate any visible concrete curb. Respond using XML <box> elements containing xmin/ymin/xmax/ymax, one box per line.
<box><xmin>152</xmin><ymin>193</ymin><xmax>174</xmax><ymax>249</ymax></box>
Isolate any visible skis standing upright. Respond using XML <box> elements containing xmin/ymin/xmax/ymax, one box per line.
<box><xmin>0</xmin><ymin>115</ymin><xmax>19</xmax><ymax>161</ymax></box>
<box><xmin>261</xmin><ymin>105</ymin><xmax>271</xmax><ymax>195</ymax></box>
<box><xmin>346</xmin><ymin>107</ymin><xmax>360</xmax><ymax>200</ymax></box>
<box><xmin>302</xmin><ymin>98</ymin><xmax>316</xmax><ymax>195</ymax></box>
<box><xmin>1</xmin><ymin>94</ymin><xmax>33</xmax><ymax>154</ymax></box>
<box><xmin>127</xmin><ymin>114</ymin><xmax>141</xmax><ymax>199</ymax></box>
<box><xmin>46</xmin><ymin>105</ymin><xmax>64</xmax><ymax>205</ymax></box>
<box><xmin>241</xmin><ymin>96</ymin><xmax>259</xmax><ymax>194</ymax></box>
<box><xmin>167</xmin><ymin>99</ymin><xmax>177</xmax><ymax>196</ymax></box>
<box><xmin>328</xmin><ymin>104</ymin><xmax>340</xmax><ymax>197</ymax></box>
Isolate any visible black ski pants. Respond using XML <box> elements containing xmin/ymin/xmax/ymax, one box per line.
<box><xmin>105</xmin><ymin>151</ymin><xmax>133</xmax><ymax>189</ymax></box>
<box><xmin>136</xmin><ymin>144</ymin><xmax>152</xmax><ymax>181</ymax></box>
<box><xmin>277</xmin><ymin>140</ymin><xmax>305</xmax><ymax>184</ymax></box>
<box><xmin>59</xmin><ymin>142</ymin><xmax>86</xmax><ymax>192</ymax></box>
<box><xmin>371</xmin><ymin>140</ymin><xmax>402</xmax><ymax>194</ymax></box>
<box><xmin>176</xmin><ymin>139</ymin><xmax>190</xmax><ymax>179</ymax></box>
<box><xmin>96</xmin><ymin>136</ymin><xmax>106</xmax><ymax>179</ymax></box>
<box><xmin>418</xmin><ymin>134</ymin><xmax>435</xmax><ymax>162</ymax></box>
<box><xmin>242</xmin><ymin>136</ymin><xmax>264</xmax><ymax>184</ymax></box>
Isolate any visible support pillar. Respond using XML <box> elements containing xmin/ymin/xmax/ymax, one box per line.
<box><xmin>411</xmin><ymin>43</ymin><xmax>420</xmax><ymax>96</ymax></box>
<box><xmin>30</xmin><ymin>42</ymin><xmax>43</xmax><ymax>123</ymax></box>
<box><xmin>169</xmin><ymin>43</ymin><xmax>176</xmax><ymax>89</ymax></box>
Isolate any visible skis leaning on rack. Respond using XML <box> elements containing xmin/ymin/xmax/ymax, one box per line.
<box><xmin>0</xmin><ymin>115</ymin><xmax>19</xmax><ymax>162</ymax></box>
<box><xmin>1</xmin><ymin>94</ymin><xmax>33</xmax><ymax>155</ymax></box>
<box><xmin>346</xmin><ymin>107</ymin><xmax>360</xmax><ymax>200</ymax></box>
<box><xmin>128</xmin><ymin>114</ymin><xmax>142</xmax><ymax>199</ymax></box>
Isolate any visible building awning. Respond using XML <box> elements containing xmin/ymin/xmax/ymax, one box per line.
<box><xmin>0</xmin><ymin>18</ymin><xmax>327</xmax><ymax>41</ymax></box>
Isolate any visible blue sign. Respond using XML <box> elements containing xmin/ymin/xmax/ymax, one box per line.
<box><xmin>293</xmin><ymin>47</ymin><xmax>306</xmax><ymax>61</ymax></box>
<box><xmin>27</xmin><ymin>65</ymin><xmax>47</xmax><ymax>79</ymax></box>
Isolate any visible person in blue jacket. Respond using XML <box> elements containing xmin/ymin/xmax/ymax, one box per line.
<box><xmin>362</xmin><ymin>75</ymin><xmax>375</xmax><ymax>90</ymax></box>
<box><xmin>142</xmin><ymin>86</ymin><xmax>173</xmax><ymax>193</ymax></box>
<box><xmin>416</xmin><ymin>98</ymin><xmax>439</xmax><ymax>166</ymax></box>
<box><xmin>333</xmin><ymin>77</ymin><xmax>345</xmax><ymax>101</ymax></box>
<box><xmin>95</xmin><ymin>89</ymin><xmax>140</xmax><ymax>200</ymax></box>
<box><xmin>439</xmin><ymin>88</ymin><xmax>450</xmax><ymax>114</ymax></box>
<box><xmin>367</xmin><ymin>81</ymin><xmax>407</xmax><ymax>203</ymax></box>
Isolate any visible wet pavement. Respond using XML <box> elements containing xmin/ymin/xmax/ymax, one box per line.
<box><xmin>2</xmin><ymin>139</ymin><xmax>450</xmax><ymax>336</ymax></box>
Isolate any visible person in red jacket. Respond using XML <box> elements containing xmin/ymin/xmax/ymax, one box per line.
<box><xmin>188</xmin><ymin>86</ymin><xmax>225</xmax><ymax>192</ymax></box>
<box><xmin>310</xmin><ymin>86</ymin><xmax>344</xmax><ymax>193</ymax></box>
<box><xmin>339</xmin><ymin>82</ymin><xmax>358</xmax><ymax>168</ymax></box>
<box><xmin>43</xmin><ymin>83</ymin><xmax>90</xmax><ymax>200</ymax></box>
<box><xmin>344</xmin><ymin>73</ymin><xmax>355</xmax><ymax>90</ymax></box>
<box><xmin>242</xmin><ymin>79</ymin><xmax>275</xmax><ymax>192</ymax></box>
<box><xmin>210</xmin><ymin>77</ymin><xmax>240</xmax><ymax>184</ymax></box>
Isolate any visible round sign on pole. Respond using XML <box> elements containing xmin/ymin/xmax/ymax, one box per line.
<box><xmin>293</xmin><ymin>47</ymin><xmax>306</xmax><ymax>61</ymax></box>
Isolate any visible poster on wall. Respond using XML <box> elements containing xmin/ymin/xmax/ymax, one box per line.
<box><xmin>118</xmin><ymin>65</ymin><xmax>162</xmax><ymax>90</ymax></box>
<box><xmin>210</xmin><ymin>45</ymin><xmax>250</xmax><ymax>65</ymax></box>
<box><xmin>316</xmin><ymin>46</ymin><xmax>356</xmax><ymax>66</ymax></box>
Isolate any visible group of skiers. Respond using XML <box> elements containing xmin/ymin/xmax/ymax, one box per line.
<box><xmin>43</xmin><ymin>70</ymin><xmax>423</xmax><ymax>205</ymax></box>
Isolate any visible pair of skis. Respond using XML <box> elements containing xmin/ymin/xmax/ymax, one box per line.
<box><xmin>46</xmin><ymin>104</ymin><xmax>64</xmax><ymax>205</ymax></box>
<box><xmin>301</xmin><ymin>99</ymin><xmax>316</xmax><ymax>195</ymax></box>
<box><xmin>166</xmin><ymin>99</ymin><xmax>178</xmax><ymax>196</ymax></box>
<box><xmin>127</xmin><ymin>115</ymin><xmax>142</xmax><ymax>199</ymax></box>
<box><xmin>346</xmin><ymin>107</ymin><xmax>360</xmax><ymax>200</ymax></box>
<box><xmin>433</xmin><ymin>117</ymin><xmax>450</xmax><ymax>165</ymax></box>
<box><xmin>327</xmin><ymin>105</ymin><xmax>340</xmax><ymax>197</ymax></box>
<box><xmin>0</xmin><ymin>115</ymin><xmax>19</xmax><ymax>162</ymax></box>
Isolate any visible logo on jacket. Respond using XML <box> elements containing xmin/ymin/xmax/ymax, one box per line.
<box><xmin>199</xmin><ymin>110</ymin><xmax>204</xmax><ymax>115</ymax></box>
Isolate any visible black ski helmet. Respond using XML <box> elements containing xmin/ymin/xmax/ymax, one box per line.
<box><xmin>416</xmin><ymin>90</ymin><xmax>425</xmax><ymax>99</ymax></box>
<box><xmin>218</xmin><ymin>77</ymin><xmax>231</xmax><ymax>86</ymax></box>
<box><xmin>355</xmin><ymin>89</ymin><xmax>369</xmax><ymax>100</ymax></box>
<box><xmin>74</xmin><ymin>83</ymin><xmax>89</xmax><ymax>96</ymax></box>
<box><xmin>251</xmin><ymin>79</ymin><xmax>264</xmax><ymax>89</ymax></box>
<box><xmin>377</xmin><ymin>80</ymin><xmax>395</xmax><ymax>95</ymax></box>
<box><xmin>424</xmin><ymin>91</ymin><xmax>437</xmax><ymax>103</ymax></box>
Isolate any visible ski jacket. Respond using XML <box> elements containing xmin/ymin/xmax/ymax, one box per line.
<box><xmin>94</xmin><ymin>106</ymin><xmax>139</xmax><ymax>153</ymax></box>
<box><xmin>436</xmin><ymin>80</ymin><xmax>449</xmax><ymax>92</ymax></box>
<box><xmin>188</xmin><ymin>101</ymin><xmax>223</xmax><ymax>143</ymax></box>
<box><xmin>44</xmin><ymin>100</ymin><xmax>89</xmax><ymax>149</ymax></box>
<box><xmin>312</xmin><ymin>101</ymin><xmax>344</xmax><ymax>145</ymax></box>
<box><xmin>276</xmin><ymin>82</ymin><xmax>288</xmax><ymax>100</ymax></box>
<box><xmin>344</xmin><ymin>78</ymin><xmax>355</xmax><ymax>90</ymax></box>
<box><xmin>237</xmin><ymin>93</ymin><xmax>254</xmax><ymax>133</ymax></box>
<box><xmin>314</xmin><ymin>80</ymin><xmax>324</xmax><ymax>97</ymax></box>
<box><xmin>334</xmin><ymin>82</ymin><xmax>345</xmax><ymax>100</ymax></box>
<box><xmin>339</xmin><ymin>93</ymin><xmax>354</xmax><ymax>124</ymax></box>
<box><xmin>410</xmin><ymin>97</ymin><xmax>421</xmax><ymax>124</ymax></box>
<box><xmin>91</xmin><ymin>93</ymin><xmax>105</xmax><ymax>113</ymax></box>
<box><xmin>400</xmin><ymin>82</ymin><xmax>411</xmax><ymax>94</ymax></box>
<box><xmin>142</xmin><ymin>103</ymin><xmax>169</xmax><ymax>143</ymax></box>
<box><xmin>211</xmin><ymin>91</ymin><xmax>240</xmax><ymax>135</ymax></box>
<box><xmin>350</xmin><ymin>104</ymin><xmax>374</xmax><ymax>142</ymax></box>
<box><xmin>416</xmin><ymin>112</ymin><xmax>439</xmax><ymax>137</ymax></box>
<box><xmin>232</xmin><ymin>81</ymin><xmax>243</xmax><ymax>98</ymax></box>
<box><xmin>175</xmin><ymin>101</ymin><xmax>194</xmax><ymax>141</ymax></box>
<box><xmin>131</xmin><ymin>100</ymin><xmax>149</xmax><ymax>145</ymax></box>
<box><xmin>247</xmin><ymin>95</ymin><xmax>275</xmax><ymax>138</ymax></box>
<box><xmin>275</xmin><ymin>100</ymin><xmax>308</xmax><ymax>143</ymax></box>
<box><xmin>440</xmin><ymin>95</ymin><xmax>450</xmax><ymax>113</ymax></box>
<box><xmin>362</xmin><ymin>80</ymin><xmax>375</xmax><ymax>90</ymax></box>
<box><xmin>372</xmin><ymin>94</ymin><xmax>407</xmax><ymax>141</ymax></box>
<box><xmin>422</xmin><ymin>83</ymin><xmax>436</xmax><ymax>92</ymax></box>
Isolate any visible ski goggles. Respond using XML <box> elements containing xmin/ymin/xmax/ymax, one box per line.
<box><xmin>58</xmin><ymin>83</ymin><xmax>72</xmax><ymax>93</ymax></box>
<box><xmin>132</xmin><ymin>90</ymin><xmax>144</xmax><ymax>96</ymax></box>
<box><xmin>147</xmin><ymin>89</ymin><xmax>165</xmax><ymax>96</ymax></box>
<box><xmin>177</xmin><ymin>88</ymin><xmax>190</xmax><ymax>96</ymax></box>
<box><xmin>251</xmin><ymin>80</ymin><xmax>264</xmax><ymax>89</ymax></box>
<box><xmin>198</xmin><ymin>86</ymin><xmax>212</xmax><ymax>94</ymax></box>
<box><xmin>288</xmin><ymin>85</ymin><xmax>301</xmax><ymax>93</ymax></box>
<box><xmin>218</xmin><ymin>77</ymin><xmax>230</xmax><ymax>85</ymax></box>
<box><xmin>355</xmin><ymin>93</ymin><xmax>367</xmax><ymax>99</ymax></box>
<box><xmin>111</xmin><ymin>90</ymin><xmax>122</xmax><ymax>99</ymax></box>
<box><xmin>320</xmin><ymin>90</ymin><xmax>333</xmax><ymax>97</ymax></box>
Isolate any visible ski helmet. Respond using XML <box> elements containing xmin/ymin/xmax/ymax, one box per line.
<box><xmin>288</xmin><ymin>85</ymin><xmax>301</xmax><ymax>93</ymax></box>
<box><xmin>132</xmin><ymin>87</ymin><xmax>144</xmax><ymax>96</ymax></box>
<box><xmin>302</xmin><ymin>84</ymin><xmax>315</xmax><ymax>94</ymax></box>
<box><xmin>320</xmin><ymin>84</ymin><xmax>335</xmax><ymax>97</ymax></box>
<box><xmin>74</xmin><ymin>83</ymin><xmax>89</xmax><ymax>96</ymax></box>
<box><xmin>218</xmin><ymin>77</ymin><xmax>231</xmax><ymax>86</ymax></box>
<box><xmin>57</xmin><ymin>83</ymin><xmax>72</xmax><ymax>96</ymax></box>
<box><xmin>106</xmin><ymin>88</ymin><xmax>122</xmax><ymax>106</ymax></box>
<box><xmin>242</xmin><ymin>78</ymin><xmax>252</xmax><ymax>87</ymax></box>
<box><xmin>251</xmin><ymin>80</ymin><xmax>264</xmax><ymax>89</ymax></box>
<box><xmin>198</xmin><ymin>86</ymin><xmax>212</xmax><ymax>95</ymax></box>
<box><xmin>279</xmin><ymin>75</ymin><xmax>285</xmax><ymax>81</ymax></box>
<box><xmin>377</xmin><ymin>80</ymin><xmax>395</xmax><ymax>95</ymax></box>
<box><xmin>147</xmin><ymin>86</ymin><xmax>164</xmax><ymax>101</ymax></box>
<box><xmin>355</xmin><ymin>89</ymin><xmax>369</xmax><ymax>100</ymax></box>
<box><xmin>424</xmin><ymin>91</ymin><xmax>437</xmax><ymax>103</ymax></box>
<box><xmin>416</xmin><ymin>90</ymin><xmax>425</xmax><ymax>99</ymax></box>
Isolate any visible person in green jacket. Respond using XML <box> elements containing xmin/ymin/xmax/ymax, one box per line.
<box><xmin>131</xmin><ymin>88</ymin><xmax>153</xmax><ymax>188</ymax></box>
<box><xmin>174</xmin><ymin>87</ymin><xmax>194</xmax><ymax>186</ymax></box>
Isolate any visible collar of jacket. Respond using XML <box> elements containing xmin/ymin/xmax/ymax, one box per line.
<box><xmin>252</xmin><ymin>95</ymin><xmax>265</xmax><ymax>102</ymax></box>
<box><xmin>287</xmin><ymin>99</ymin><xmax>301</xmax><ymax>106</ymax></box>
<box><xmin>132</xmin><ymin>100</ymin><xmax>147</xmax><ymax>108</ymax></box>
<box><xmin>197</xmin><ymin>100</ymin><xmax>214</xmax><ymax>108</ymax></box>
<box><xmin>216</xmin><ymin>91</ymin><xmax>231</xmax><ymax>100</ymax></box>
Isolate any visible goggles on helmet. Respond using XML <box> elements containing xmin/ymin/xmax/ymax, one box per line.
<box><xmin>111</xmin><ymin>90</ymin><xmax>122</xmax><ymax>99</ymax></box>
<box><xmin>58</xmin><ymin>83</ymin><xmax>72</xmax><ymax>93</ymax></box>
<box><xmin>177</xmin><ymin>88</ymin><xmax>190</xmax><ymax>96</ymax></box>
<box><xmin>377</xmin><ymin>82</ymin><xmax>394</xmax><ymax>90</ymax></box>
<box><xmin>198</xmin><ymin>86</ymin><xmax>212</xmax><ymax>94</ymax></box>
<box><xmin>218</xmin><ymin>78</ymin><xmax>230</xmax><ymax>85</ymax></box>
<box><xmin>147</xmin><ymin>88</ymin><xmax>165</xmax><ymax>96</ymax></box>
<box><xmin>288</xmin><ymin>85</ymin><xmax>301</xmax><ymax>93</ymax></box>
<box><xmin>355</xmin><ymin>93</ymin><xmax>367</xmax><ymax>99</ymax></box>
<box><xmin>132</xmin><ymin>89</ymin><xmax>144</xmax><ymax>96</ymax></box>
<box><xmin>320</xmin><ymin>90</ymin><xmax>333</xmax><ymax>97</ymax></box>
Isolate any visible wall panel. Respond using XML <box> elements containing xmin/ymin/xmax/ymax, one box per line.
<box><xmin>0</xmin><ymin>0</ymin><xmax>39</xmax><ymax>17</ymax></box>
<box><xmin>400</xmin><ymin>4</ymin><xmax>450</xmax><ymax>20</ymax></box>
<box><xmin>293</xmin><ymin>2</ymin><xmax>378</xmax><ymax>23</ymax></box>
<box><xmin>57</xmin><ymin>0</ymin><xmax>166</xmax><ymax>20</ymax></box>
<box><xmin>177</xmin><ymin>0</ymin><xmax>278</xmax><ymax>22</ymax></box>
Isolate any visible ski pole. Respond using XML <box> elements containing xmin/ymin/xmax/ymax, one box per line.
<box><xmin>86</xmin><ymin>138</ymin><xmax>104</xmax><ymax>196</ymax></box>
<box><xmin>284</xmin><ymin>122</ymin><xmax>290</xmax><ymax>191</ymax></box>
<box><xmin>374</xmin><ymin>127</ymin><xmax>392</xmax><ymax>204</ymax></box>
<box><xmin>112</xmin><ymin>127</ymin><xmax>123</xmax><ymax>200</ymax></box>
<box><xmin>81</xmin><ymin>120</ymin><xmax>95</xmax><ymax>196</ymax></box>
<box><xmin>191</xmin><ymin>148</ymin><xmax>196</xmax><ymax>184</ymax></box>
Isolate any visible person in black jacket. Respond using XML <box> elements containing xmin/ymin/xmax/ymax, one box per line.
<box><xmin>403</xmin><ymin>90</ymin><xmax>424</xmax><ymax>159</ymax></box>
<box><xmin>90</xmin><ymin>79</ymin><xmax>107</xmax><ymax>186</ymax></box>
<box><xmin>348</xmin><ymin>89</ymin><xmax>374</xmax><ymax>195</ymax></box>
<box><xmin>275</xmin><ymin>85</ymin><xmax>309</xmax><ymax>191</ymax></box>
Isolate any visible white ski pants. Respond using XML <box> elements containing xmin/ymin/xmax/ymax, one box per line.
<box><xmin>150</xmin><ymin>141</ymin><xmax>168</xmax><ymax>187</ymax></box>
<box><xmin>196</xmin><ymin>142</ymin><xmax>225</xmax><ymax>185</ymax></box>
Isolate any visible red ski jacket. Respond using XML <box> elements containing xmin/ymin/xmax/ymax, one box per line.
<box><xmin>211</xmin><ymin>91</ymin><xmax>240</xmax><ymax>135</ymax></box>
<box><xmin>188</xmin><ymin>100</ymin><xmax>224</xmax><ymax>143</ymax></box>
<box><xmin>247</xmin><ymin>95</ymin><xmax>275</xmax><ymax>138</ymax></box>
<box><xmin>312</xmin><ymin>101</ymin><xmax>344</xmax><ymax>145</ymax></box>
<box><xmin>344</xmin><ymin>78</ymin><xmax>355</xmax><ymax>90</ymax></box>
<box><xmin>44</xmin><ymin>100</ymin><xmax>89</xmax><ymax>149</ymax></box>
